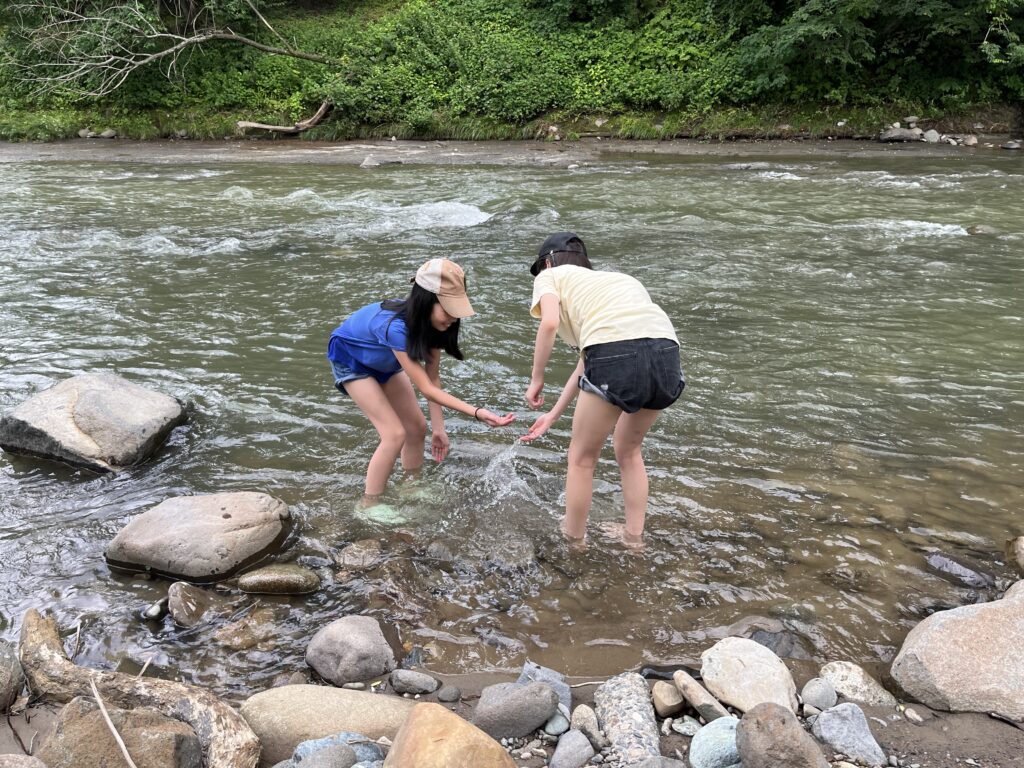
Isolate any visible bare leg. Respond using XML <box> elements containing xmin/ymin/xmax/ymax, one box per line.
<box><xmin>343</xmin><ymin>377</ymin><xmax>406</xmax><ymax>497</ymax></box>
<box><xmin>613</xmin><ymin>408</ymin><xmax>661</xmax><ymax>544</ymax></box>
<box><xmin>382</xmin><ymin>372</ymin><xmax>427</xmax><ymax>474</ymax></box>
<box><xmin>563</xmin><ymin>391</ymin><xmax>622</xmax><ymax>541</ymax></box>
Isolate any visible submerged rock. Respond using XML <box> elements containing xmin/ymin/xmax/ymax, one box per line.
<box><xmin>0</xmin><ymin>372</ymin><xmax>185</xmax><ymax>472</ymax></box>
<box><xmin>238</xmin><ymin>563</ymin><xmax>320</xmax><ymax>594</ymax></box>
<box><xmin>925</xmin><ymin>551</ymin><xmax>994</xmax><ymax>588</ymax></box>
<box><xmin>105</xmin><ymin>492</ymin><xmax>291</xmax><ymax>582</ymax></box>
<box><xmin>167</xmin><ymin>582</ymin><xmax>232</xmax><ymax>628</ymax></box>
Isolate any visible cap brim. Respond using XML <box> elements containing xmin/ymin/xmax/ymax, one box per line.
<box><xmin>438</xmin><ymin>293</ymin><xmax>475</xmax><ymax>318</ymax></box>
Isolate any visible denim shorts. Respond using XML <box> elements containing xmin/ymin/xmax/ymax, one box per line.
<box><xmin>580</xmin><ymin>338</ymin><xmax>685</xmax><ymax>413</ymax></box>
<box><xmin>330</xmin><ymin>359</ymin><xmax>371</xmax><ymax>395</ymax></box>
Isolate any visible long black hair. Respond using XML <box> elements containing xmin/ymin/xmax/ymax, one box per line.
<box><xmin>382</xmin><ymin>283</ymin><xmax>464</xmax><ymax>363</ymax></box>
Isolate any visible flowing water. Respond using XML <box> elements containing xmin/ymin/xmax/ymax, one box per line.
<box><xmin>1</xmin><ymin>141</ymin><xmax>1022</xmax><ymax>699</ymax></box>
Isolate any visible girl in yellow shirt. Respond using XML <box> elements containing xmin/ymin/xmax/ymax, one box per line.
<box><xmin>522</xmin><ymin>232</ymin><xmax>684</xmax><ymax>547</ymax></box>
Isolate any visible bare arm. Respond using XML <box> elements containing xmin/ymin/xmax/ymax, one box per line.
<box><xmin>394</xmin><ymin>350</ymin><xmax>515</xmax><ymax>428</ymax></box>
<box><xmin>526</xmin><ymin>293</ymin><xmax>560</xmax><ymax>408</ymax></box>
<box><xmin>425</xmin><ymin>350</ymin><xmax>445</xmax><ymax>433</ymax></box>
<box><xmin>522</xmin><ymin>358</ymin><xmax>583</xmax><ymax>442</ymax></box>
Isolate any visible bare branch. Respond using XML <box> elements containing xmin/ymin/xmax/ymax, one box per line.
<box><xmin>7</xmin><ymin>0</ymin><xmax>342</xmax><ymax>99</ymax></box>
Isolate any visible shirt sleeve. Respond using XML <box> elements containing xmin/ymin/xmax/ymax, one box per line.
<box><xmin>530</xmin><ymin>271</ymin><xmax>558</xmax><ymax>319</ymax></box>
<box><xmin>383</xmin><ymin>315</ymin><xmax>408</xmax><ymax>351</ymax></box>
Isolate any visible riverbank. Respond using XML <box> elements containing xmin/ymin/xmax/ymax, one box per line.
<box><xmin>0</xmin><ymin>131</ymin><xmax>1021</xmax><ymax>169</ymax></box>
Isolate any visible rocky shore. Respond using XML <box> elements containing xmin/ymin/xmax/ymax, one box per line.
<box><xmin>2</xmin><ymin>319</ymin><xmax>1023</xmax><ymax>767</ymax></box>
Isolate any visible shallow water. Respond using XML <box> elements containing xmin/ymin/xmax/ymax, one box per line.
<box><xmin>1</xmin><ymin>142</ymin><xmax>1022</xmax><ymax>698</ymax></box>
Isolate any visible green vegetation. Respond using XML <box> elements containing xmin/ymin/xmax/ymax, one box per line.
<box><xmin>0</xmin><ymin>0</ymin><xmax>1021</xmax><ymax>141</ymax></box>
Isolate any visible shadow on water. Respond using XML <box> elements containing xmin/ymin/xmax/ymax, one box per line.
<box><xmin>1</xmin><ymin>149</ymin><xmax>1022</xmax><ymax>698</ymax></box>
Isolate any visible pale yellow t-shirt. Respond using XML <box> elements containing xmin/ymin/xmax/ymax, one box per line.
<box><xmin>530</xmin><ymin>265</ymin><xmax>678</xmax><ymax>350</ymax></box>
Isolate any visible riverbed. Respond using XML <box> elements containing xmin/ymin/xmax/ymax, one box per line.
<box><xmin>1</xmin><ymin>138</ymin><xmax>1021</xmax><ymax>700</ymax></box>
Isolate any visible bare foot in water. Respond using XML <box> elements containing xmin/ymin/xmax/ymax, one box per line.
<box><xmin>597</xmin><ymin>521</ymin><xmax>645</xmax><ymax>551</ymax></box>
<box><xmin>559</xmin><ymin>521</ymin><xmax>588</xmax><ymax>551</ymax></box>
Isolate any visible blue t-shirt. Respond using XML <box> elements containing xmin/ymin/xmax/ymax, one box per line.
<box><xmin>327</xmin><ymin>302</ymin><xmax>408</xmax><ymax>377</ymax></box>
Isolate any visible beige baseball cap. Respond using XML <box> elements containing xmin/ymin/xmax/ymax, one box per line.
<box><xmin>414</xmin><ymin>258</ymin><xmax>475</xmax><ymax>318</ymax></box>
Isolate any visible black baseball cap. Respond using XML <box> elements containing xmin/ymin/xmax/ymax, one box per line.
<box><xmin>530</xmin><ymin>232</ymin><xmax>588</xmax><ymax>276</ymax></box>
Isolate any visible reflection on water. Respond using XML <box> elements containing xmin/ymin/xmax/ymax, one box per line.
<box><xmin>1</xmin><ymin>146</ymin><xmax>1022</xmax><ymax>699</ymax></box>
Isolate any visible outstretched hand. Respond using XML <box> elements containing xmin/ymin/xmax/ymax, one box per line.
<box><xmin>520</xmin><ymin>412</ymin><xmax>556</xmax><ymax>442</ymax></box>
<box><xmin>477</xmin><ymin>409</ymin><xmax>516</xmax><ymax>428</ymax></box>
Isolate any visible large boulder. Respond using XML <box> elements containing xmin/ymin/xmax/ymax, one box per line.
<box><xmin>700</xmin><ymin>637</ymin><xmax>798</xmax><ymax>714</ymax></box>
<box><xmin>240</xmin><ymin>684</ymin><xmax>415</xmax><ymax>766</ymax></box>
<box><xmin>0</xmin><ymin>373</ymin><xmax>185</xmax><ymax>472</ymax></box>
<box><xmin>306</xmin><ymin>616</ymin><xmax>396</xmax><ymax>686</ymax></box>
<box><xmin>36</xmin><ymin>696</ymin><xmax>202</xmax><ymax>768</ymax></box>
<box><xmin>382</xmin><ymin>702</ymin><xmax>516</xmax><ymax>768</ymax></box>
<box><xmin>105</xmin><ymin>492</ymin><xmax>291</xmax><ymax>582</ymax></box>
<box><xmin>890</xmin><ymin>580</ymin><xmax>1024</xmax><ymax>721</ymax></box>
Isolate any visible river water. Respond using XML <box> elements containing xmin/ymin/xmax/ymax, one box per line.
<box><xmin>1</xmin><ymin>141</ymin><xmax>1021</xmax><ymax>699</ymax></box>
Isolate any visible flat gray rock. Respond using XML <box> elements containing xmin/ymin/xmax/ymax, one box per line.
<box><xmin>167</xmin><ymin>581</ymin><xmax>233</xmax><ymax>627</ymax></box>
<box><xmin>0</xmin><ymin>372</ymin><xmax>185</xmax><ymax>472</ymax></box>
<box><xmin>105</xmin><ymin>492</ymin><xmax>291</xmax><ymax>582</ymax></box>
<box><xmin>811</xmin><ymin>703</ymin><xmax>886</xmax><ymax>766</ymax></box>
<box><xmin>472</xmin><ymin>681</ymin><xmax>559</xmax><ymax>739</ymax></box>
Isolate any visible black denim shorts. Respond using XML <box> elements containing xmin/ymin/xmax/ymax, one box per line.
<box><xmin>580</xmin><ymin>338</ymin><xmax>685</xmax><ymax>413</ymax></box>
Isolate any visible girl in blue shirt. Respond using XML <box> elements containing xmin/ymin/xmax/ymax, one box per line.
<box><xmin>328</xmin><ymin>258</ymin><xmax>514</xmax><ymax>499</ymax></box>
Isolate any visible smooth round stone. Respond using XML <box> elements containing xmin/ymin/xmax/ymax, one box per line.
<box><xmin>238</xmin><ymin>563</ymin><xmax>320</xmax><ymax>594</ymax></box>
<box><xmin>436</xmin><ymin>685</ymin><xmax>461</xmax><ymax>702</ymax></box>
<box><xmin>544</xmin><ymin>710</ymin><xmax>570</xmax><ymax>736</ymax></box>
<box><xmin>801</xmin><ymin>677</ymin><xmax>838</xmax><ymax>711</ymax></box>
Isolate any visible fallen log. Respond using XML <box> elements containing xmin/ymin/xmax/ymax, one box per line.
<box><xmin>18</xmin><ymin>609</ymin><xmax>260</xmax><ymax>768</ymax></box>
<box><xmin>236</xmin><ymin>100</ymin><xmax>332</xmax><ymax>134</ymax></box>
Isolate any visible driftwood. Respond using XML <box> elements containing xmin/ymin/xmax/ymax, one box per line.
<box><xmin>236</xmin><ymin>100</ymin><xmax>332</xmax><ymax>134</ymax></box>
<box><xmin>18</xmin><ymin>609</ymin><xmax>260</xmax><ymax>768</ymax></box>
<box><xmin>672</xmin><ymin>669</ymin><xmax>731</xmax><ymax>722</ymax></box>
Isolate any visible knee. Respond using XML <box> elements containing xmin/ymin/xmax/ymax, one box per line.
<box><xmin>380</xmin><ymin>425</ymin><xmax>407</xmax><ymax>451</ymax></box>
<box><xmin>568</xmin><ymin>443</ymin><xmax>601</xmax><ymax>472</ymax></box>
<box><xmin>406</xmin><ymin>416</ymin><xmax>427</xmax><ymax>444</ymax></box>
<box><xmin>614</xmin><ymin>441</ymin><xmax>643</xmax><ymax>467</ymax></box>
